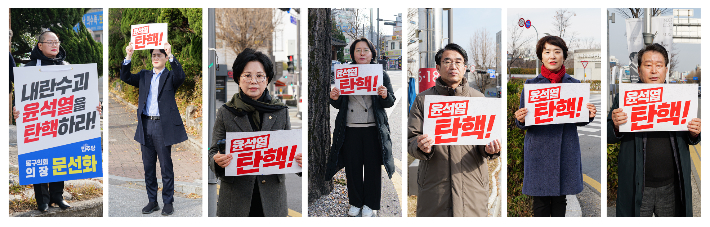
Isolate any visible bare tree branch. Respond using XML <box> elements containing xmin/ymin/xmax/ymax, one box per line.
<box><xmin>215</xmin><ymin>8</ymin><xmax>282</xmax><ymax>67</ymax></box>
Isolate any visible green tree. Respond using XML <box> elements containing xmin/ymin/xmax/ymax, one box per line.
<box><xmin>108</xmin><ymin>8</ymin><xmax>202</xmax><ymax>109</ymax></box>
<box><xmin>11</xmin><ymin>8</ymin><xmax>103</xmax><ymax>75</ymax></box>
<box><xmin>331</xmin><ymin>18</ymin><xmax>346</xmax><ymax>63</ymax></box>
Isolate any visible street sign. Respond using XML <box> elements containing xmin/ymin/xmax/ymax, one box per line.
<box><xmin>488</xmin><ymin>69</ymin><xmax>496</xmax><ymax>78</ymax></box>
<box><xmin>693</xmin><ymin>77</ymin><xmax>698</xmax><ymax>80</ymax></box>
<box><xmin>518</xmin><ymin>18</ymin><xmax>525</xmax><ymax>27</ymax></box>
<box><xmin>581</xmin><ymin>61</ymin><xmax>588</xmax><ymax>80</ymax></box>
<box><xmin>525</xmin><ymin>20</ymin><xmax>531</xmax><ymax>29</ymax></box>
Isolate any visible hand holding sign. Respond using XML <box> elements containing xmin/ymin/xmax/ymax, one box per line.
<box><xmin>125</xmin><ymin>42</ymin><xmax>134</xmax><ymax>60</ymax></box>
<box><xmin>688</xmin><ymin>118</ymin><xmax>701</xmax><ymax>137</ymax></box>
<box><xmin>515</xmin><ymin>107</ymin><xmax>528</xmax><ymax>123</ymax></box>
<box><xmin>330</xmin><ymin>87</ymin><xmax>340</xmax><ymax>100</ymax></box>
<box><xmin>164</xmin><ymin>41</ymin><xmax>172</xmax><ymax>57</ymax></box>
<box><xmin>417</xmin><ymin>134</ymin><xmax>434</xmax><ymax>153</ymax></box>
<box><xmin>523</xmin><ymin>83</ymin><xmax>590</xmax><ymax>125</ymax></box>
<box><xmin>422</xmin><ymin>96</ymin><xmax>501</xmax><ymax>145</ymax></box>
<box><xmin>334</xmin><ymin>64</ymin><xmax>384</xmax><ymax>95</ymax></box>
<box><xmin>611</xmin><ymin>108</ymin><xmax>627</xmax><ymax>131</ymax></box>
<box><xmin>618</xmin><ymin>84</ymin><xmax>698</xmax><ymax>132</ymax></box>
<box><xmin>485</xmin><ymin>139</ymin><xmax>502</xmax><ymax>154</ymax></box>
<box><xmin>214</xmin><ymin>153</ymin><xmax>233</xmax><ymax>168</ymax></box>
<box><xmin>225</xmin><ymin>129</ymin><xmax>302</xmax><ymax>176</ymax></box>
<box><xmin>378</xmin><ymin>85</ymin><xmax>388</xmax><ymax>99</ymax></box>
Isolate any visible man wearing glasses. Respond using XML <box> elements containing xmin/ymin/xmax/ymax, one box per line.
<box><xmin>407</xmin><ymin>43</ymin><xmax>501</xmax><ymax>216</ymax></box>
<box><xmin>121</xmin><ymin>41</ymin><xmax>187</xmax><ymax>216</ymax></box>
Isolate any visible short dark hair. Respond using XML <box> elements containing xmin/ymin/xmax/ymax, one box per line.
<box><xmin>38</xmin><ymin>31</ymin><xmax>57</xmax><ymax>43</ymax></box>
<box><xmin>150</xmin><ymin>49</ymin><xmax>167</xmax><ymax>57</ymax></box>
<box><xmin>637</xmin><ymin>43</ymin><xmax>668</xmax><ymax>67</ymax></box>
<box><xmin>435</xmin><ymin>43</ymin><xmax>468</xmax><ymax>65</ymax></box>
<box><xmin>536</xmin><ymin>36</ymin><xmax>568</xmax><ymax>61</ymax></box>
<box><xmin>232</xmin><ymin>48</ymin><xmax>274</xmax><ymax>84</ymax></box>
<box><xmin>349</xmin><ymin>37</ymin><xmax>378</xmax><ymax>64</ymax></box>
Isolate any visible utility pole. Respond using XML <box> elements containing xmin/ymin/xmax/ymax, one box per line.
<box><xmin>207</xmin><ymin>8</ymin><xmax>217</xmax><ymax>217</ymax></box>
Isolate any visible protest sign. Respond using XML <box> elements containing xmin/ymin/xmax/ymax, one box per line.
<box><xmin>334</xmin><ymin>64</ymin><xmax>384</xmax><ymax>95</ymax></box>
<box><xmin>225</xmin><ymin>129</ymin><xmax>302</xmax><ymax>176</ymax></box>
<box><xmin>14</xmin><ymin>64</ymin><xmax>102</xmax><ymax>185</ymax></box>
<box><xmin>130</xmin><ymin>23</ymin><xmax>168</xmax><ymax>50</ymax></box>
<box><xmin>619</xmin><ymin>84</ymin><xmax>698</xmax><ymax>132</ymax></box>
<box><xmin>523</xmin><ymin>83</ymin><xmax>590</xmax><ymax>125</ymax></box>
<box><xmin>422</xmin><ymin>95</ymin><xmax>501</xmax><ymax>145</ymax></box>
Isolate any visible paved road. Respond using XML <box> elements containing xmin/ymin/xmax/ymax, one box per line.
<box><xmin>108</xmin><ymin>180</ymin><xmax>201</xmax><ymax>217</ymax></box>
<box><xmin>578</xmin><ymin>94</ymin><xmax>602</xmax><ymax>185</ymax></box>
<box><xmin>323</xmin><ymin>70</ymin><xmax>404</xmax><ymax>217</ymax></box>
<box><xmin>573</xmin><ymin>93</ymin><xmax>602</xmax><ymax>217</ymax></box>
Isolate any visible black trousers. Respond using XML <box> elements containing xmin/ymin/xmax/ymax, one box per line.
<box><xmin>33</xmin><ymin>181</ymin><xmax>64</xmax><ymax>205</ymax></box>
<box><xmin>342</xmin><ymin>126</ymin><xmax>382</xmax><ymax>210</ymax></box>
<box><xmin>533</xmin><ymin>195</ymin><xmax>567</xmax><ymax>217</ymax></box>
<box><xmin>141</xmin><ymin>118</ymin><xmax>174</xmax><ymax>204</ymax></box>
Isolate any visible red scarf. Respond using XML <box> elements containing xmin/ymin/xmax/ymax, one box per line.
<box><xmin>540</xmin><ymin>65</ymin><xmax>566</xmax><ymax>83</ymax></box>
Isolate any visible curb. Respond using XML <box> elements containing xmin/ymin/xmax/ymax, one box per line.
<box><xmin>566</xmin><ymin>194</ymin><xmax>582</xmax><ymax>217</ymax></box>
<box><xmin>11</xmin><ymin>196</ymin><xmax>103</xmax><ymax>217</ymax></box>
<box><xmin>109</xmin><ymin>175</ymin><xmax>202</xmax><ymax>196</ymax></box>
<box><xmin>109</xmin><ymin>92</ymin><xmax>202</xmax><ymax>151</ymax></box>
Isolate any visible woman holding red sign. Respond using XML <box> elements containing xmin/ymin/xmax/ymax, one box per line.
<box><xmin>327</xmin><ymin>37</ymin><xmax>396</xmax><ymax>217</ymax></box>
<box><xmin>513</xmin><ymin>36</ymin><xmax>597</xmax><ymax>217</ymax></box>
<box><xmin>208</xmin><ymin>48</ymin><xmax>302</xmax><ymax>217</ymax></box>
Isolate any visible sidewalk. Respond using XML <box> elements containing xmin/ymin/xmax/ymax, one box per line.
<box><xmin>108</xmin><ymin>94</ymin><xmax>202</xmax><ymax>216</ymax></box>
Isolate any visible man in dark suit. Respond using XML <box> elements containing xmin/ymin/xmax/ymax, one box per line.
<box><xmin>120</xmin><ymin>41</ymin><xmax>188</xmax><ymax>216</ymax></box>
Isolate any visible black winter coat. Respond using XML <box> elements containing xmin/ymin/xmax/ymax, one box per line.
<box><xmin>326</xmin><ymin>71</ymin><xmax>396</xmax><ymax>180</ymax></box>
<box><xmin>608</xmin><ymin>93</ymin><xmax>700</xmax><ymax>217</ymax></box>
<box><xmin>25</xmin><ymin>45</ymin><xmax>69</xmax><ymax>66</ymax></box>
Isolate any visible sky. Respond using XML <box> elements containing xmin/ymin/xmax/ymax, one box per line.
<box><xmin>608</xmin><ymin>8</ymin><xmax>701</xmax><ymax>73</ymax></box>
<box><xmin>443</xmin><ymin>8</ymin><xmax>502</xmax><ymax>65</ymax></box>
<box><xmin>507</xmin><ymin>8</ymin><xmax>602</xmax><ymax>52</ymax></box>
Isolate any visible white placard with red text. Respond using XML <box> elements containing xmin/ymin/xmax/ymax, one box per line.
<box><xmin>619</xmin><ymin>84</ymin><xmax>698</xmax><ymax>132</ymax></box>
<box><xmin>130</xmin><ymin>23</ymin><xmax>168</xmax><ymax>50</ymax></box>
<box><xmin>422</xmin><ymin>95</ymin><xmax>501</xmax><ymax>145</ymax></box>
<box><xmin>225</xmin><ymin>129</ymin><xmax>302</xmax><ymax>176</ymax></box>
<box><xmin>13</xmin><ymin>64</ymin><xmax>102</xmax><ymax>185</ymax></box>
<box><xmin>523</xmin><ymin>83</ymin><xmax>590</xmax><ymax>125</ymax></box>
<box><xmin>334</xmin><ymin>64</ymin><xmax>384</xmax><ymax>95</ymax></box>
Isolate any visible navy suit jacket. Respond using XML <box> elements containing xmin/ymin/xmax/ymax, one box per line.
<box><xmin>120</xmin><ymin>58</ymin><xmax>188</xmax><ymax>146</ymax></box>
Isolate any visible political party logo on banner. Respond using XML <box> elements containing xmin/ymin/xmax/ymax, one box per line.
<box><xmin>423</xmin><ymin>96</ymin><xmax>501</xmax><ymax>145</ymax></box>
<box><xmin>130</xmin><ymin>23</ymin><xmax>168</xmax><ymax>50</ymax></box>
<box><xmin>13</xmin><ymin>64</ymin><xmax>102</xmax><ymax>185</ymax></box>
<box><xmin>524</xmin><ymin>83</ymin><xmax>590</xmax><ymax>125</ymax></box>
<box><xmin>619</xmin><ymin>84</ymin><xmax>698</xmax><ymax>132</ymax></box>
<box><xmin>334</xmin><ymin>64</ymin><xmax>384</xmax><ymax>95</ymax></box>
<box><xmin>225</xmin><ymin>129</ymin><xmax>302</xmax><ymax>176</ymax></box>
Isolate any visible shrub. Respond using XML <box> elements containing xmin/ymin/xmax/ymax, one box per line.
<box><xmin>607</xmin><ymin>143</ymin><xmax>619</xmax><ymax>206</ymax></box>
<box><xmin>506</xmin><ymin>78</ymin><xmax>533</xmax><ymax>217</ymax></box>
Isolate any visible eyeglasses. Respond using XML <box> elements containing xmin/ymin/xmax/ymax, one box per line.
<box><xmin>241</xmin><ymin>73</ymin><xmax>267</xmax><ymax>83</ymax></box>
<box><xmin>354</xmin><ymin>48</ymin><xmax>371</xmax><ymax>54</ymax></box>
<box><xmin>442</xmin><ymin>60</ymin><xmax>464</xmax><ymax>68</ymax></box>
<box><xmin>40</xmin><ymin>41</ymin><xmax>61</xmax><ymax>46</ymax></box>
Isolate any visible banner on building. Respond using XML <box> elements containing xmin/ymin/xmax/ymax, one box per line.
<box><xmin>14</xmin><ymin>64</ymin><xmax>102</xmax><ymax>185</ymax></box>
<box><xmin>334</xmin><ymin>64</ymin><xmax>384</xmax><ymax>95</ymax></box>
<box><xmin>523</xmin><ymin>83</ymin><xmax>590</xmax><ymax>125</ymax></box>
<box><xmin>130</xmin><ymin>23</ymin><xmax>168</xmax><ymax>50</ymax></box>
<box><xmin>225</xmin><ymin>129</ymin><xmax>302</xmax><ymax>176</ymax></box>
<box><xmin>625</xmin><ymin>16</ymin><xmax>673</xmax><ymax>80</ymax></box>
<box><xmin>423</xmin><ymin>95</ymin><xmax>501</xmax><ymax>145</ymax></box>
<box><xmin>619</xmin><ymin>84</ymin><xmax>698</xmax><ymax>132</ymax></box>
